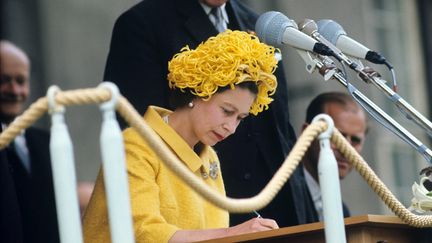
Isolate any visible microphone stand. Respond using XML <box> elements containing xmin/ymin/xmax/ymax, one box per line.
<box><xmin>295</xmin><ymin>49</ymin><xmax>432</xmax><ymax>163</ymax></box>
<box><xmin>301</xmin><ymin>20</ymin><xmax>432</xmax><ymax>139</ymax></box>
<box><xmin>356</xmin><ymin>67</ymin><xmax>432</xmax><ymax>138</ymax></box>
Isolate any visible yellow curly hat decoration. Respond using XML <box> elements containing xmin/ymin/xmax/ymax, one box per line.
<box><xmin>167</xmin><ymin>30</ymin><xmax>278</xmax><ymax>115</ymax></box>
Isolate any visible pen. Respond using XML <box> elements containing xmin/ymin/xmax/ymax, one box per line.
<box><xmin>253</xmin><ymin>210</ymin><xmax>262</xmax><ymax>218</ymax></box>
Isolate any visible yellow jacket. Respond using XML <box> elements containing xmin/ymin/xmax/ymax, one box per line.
<box><xmin>83</xmin><ymin>106</ymin><xmax>228</xmax><ymax>242</ymax></box>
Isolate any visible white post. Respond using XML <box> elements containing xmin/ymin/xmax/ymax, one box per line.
<box><xmin>99</xmin><ymin>82</ymin><xmax>135</xmax><ymax>243</ymax></box>
<box><xmin>312</xmin><ymin>114</ymin><xmax>347</xmax><ymax>243</ymax></box>
<box><xmin>47</xmin><ymin>86</ymin><xmax>83</xmax><ymax>243</ymax></box>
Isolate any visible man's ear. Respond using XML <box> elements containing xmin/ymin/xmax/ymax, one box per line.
<box><xmin>300</xmin><ymin>122</ymin><xmax>310</xmax><ymax>133</ymax></box>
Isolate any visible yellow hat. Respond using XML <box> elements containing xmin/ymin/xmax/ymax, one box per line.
<box><xmin>167</xmin><ymin>30</ymin><xmax>278</xmax><ymax>115</ymax></box>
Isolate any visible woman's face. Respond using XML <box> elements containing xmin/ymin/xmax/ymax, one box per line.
<box><xmin>190</xmin><ymin>87</ymin><xmax>255</xmax><ymax>146</ymax></box>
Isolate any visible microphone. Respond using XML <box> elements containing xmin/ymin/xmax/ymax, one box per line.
<box><xmin>317</xmin><ymin>19</ymin><xmax>390</xmax><ymax>66</ymax></box>
<box><xmin>255</xmin><ymin>11</ymin><xmax>334</xmax><ymax>56</ymax></box>
<box><xmin>297</xmin><ymin>18</ymin><xmax>360</xmax><ymax>70</ymax></box>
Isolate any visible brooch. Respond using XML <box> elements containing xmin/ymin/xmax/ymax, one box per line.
<box><xmin>201</xmin><ymin>161</ymin><xmax>219</xmax><ymax>180</ymax></box>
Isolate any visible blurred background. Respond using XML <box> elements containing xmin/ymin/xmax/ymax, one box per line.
<box><xmin>1</xmin><ymin>0</ymin><xmax>432</xmax><ymax>217</ymax></box>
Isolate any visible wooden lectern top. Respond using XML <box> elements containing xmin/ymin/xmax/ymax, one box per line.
<box><xmin>197</xmin><ymin>214</ymin><xmax>430</xmax><ymax>243</ymax></box>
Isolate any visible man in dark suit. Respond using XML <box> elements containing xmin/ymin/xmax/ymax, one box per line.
<box><xmin>104</xmin><ymin>0</ymin><xmax>317</xmax><ymax>227</ymax></box>
<box><xmin>0</xmin><ymin>40</ymin><xmax>59</xmax><ymax>243</ymax></box>
<box><xmin>0</xmin><ymin>124</ymin><xmax>23</xmax><ymax>243</ymax></box>
<box><xmin>301</xmin><ymin>92</ymin><xmax>368</xmax><ymax>221</ymax></box>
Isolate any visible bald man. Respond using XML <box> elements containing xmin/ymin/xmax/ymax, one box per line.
<box><xmin>0</xmin><ymin>40</ymin><xmax>59</xmax><ymax>243</ymax></box>
<box><xmin>300</xmin><ymin>92</ymin><xmax>367</xmax><ymax>222</ymax></box>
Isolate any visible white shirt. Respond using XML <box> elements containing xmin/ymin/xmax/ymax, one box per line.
<box><xmin>303</xmin><ymin>166</ymin><xmax>324</xmax><ymax>221</ymax></box>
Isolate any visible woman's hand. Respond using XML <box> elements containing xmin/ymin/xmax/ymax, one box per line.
<box><xmin>169</xmin><ymin>217</ymin><xmax>279</xmax><ymax>243</ymax></box>
<box><xmin>226</xmin><ymin>217</ymin><xmax>279</xmax><ymax>236</ymax></box>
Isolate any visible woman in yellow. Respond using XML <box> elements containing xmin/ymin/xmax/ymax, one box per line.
<box><xmin>83</xmin><ymin>30</ymin><xmax>279</xmax><ymax>242</ymax></box>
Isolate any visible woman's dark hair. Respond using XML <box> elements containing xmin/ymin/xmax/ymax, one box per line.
<box><xmin>168</xmin><ymin>81</ymin><xmax>259</xmax><ymax>110</ymax></box>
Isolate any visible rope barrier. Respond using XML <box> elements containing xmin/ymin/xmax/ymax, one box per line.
<box><xmin>1</xmin><ymin>85</ymin><xmax>432</xmax><ymax>227</ymax></box>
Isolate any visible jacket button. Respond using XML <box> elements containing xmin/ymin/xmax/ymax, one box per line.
<box><xmin>244</xmin><ymin>173</ymin><xmax>251</xmax><ymax>180</ymax></box>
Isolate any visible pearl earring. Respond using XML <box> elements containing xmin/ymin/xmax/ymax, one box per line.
<box><xmin>188</xmin><ymin>102</ymin><xmax>194</xmax><ymax>108</ymax></box>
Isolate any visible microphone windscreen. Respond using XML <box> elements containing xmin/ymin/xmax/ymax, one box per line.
<box><xmin>255</xmin><ymin>11</ymin><xmax>292</xmax><ymax>46</ymax></box>
<box><xmin>317</xmin><ymin>19</ymin><xmax>346</xmax><ymax>45</ymax></box>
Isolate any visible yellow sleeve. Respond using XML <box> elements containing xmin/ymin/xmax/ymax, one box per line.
<box><xmin>126</xmin><ymin>132</ymin><xmax>179</xmax><ymax>242</ymax></box>
<box><xmin>83</xmin><ymin>130</ymin><xmax>179</xmax><ymax>243</ymax></box>
<box><xmin>82</xmin><ymin>169</ymin><xmax>111</xmax><ymax>243</ymax></box>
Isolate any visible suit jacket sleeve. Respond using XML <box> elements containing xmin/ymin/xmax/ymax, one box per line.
<box><xmin>103</xmin><ymin>7</ymin><xmax>169</xmax><ymax>116</ymax></box>
<box><xmin>0</xmin><ymin>146</ymin><xmax>23</xmax><ymax>243</ymax></box>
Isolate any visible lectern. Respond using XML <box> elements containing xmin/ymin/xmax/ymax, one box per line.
<box><xmin>198</xmin><ymin>215</ymin><xmax>432</xmax><ymax>243</ymax></box>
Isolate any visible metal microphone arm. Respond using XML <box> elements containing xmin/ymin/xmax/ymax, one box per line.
<box><xmin>295</xmin><ymin>49</ymin><xmax>432</xmax><ymax>163</ymax></box>
<box><xmin>324</xmin><ymin>41</ymin><xmax>432</xmax><ymax>139</ymax></box>
<box><xmin>356</xmin><ymin>67</ymin><xmax>432</xmax><ymax>138</ymax></box>
<box><xmin>297</xmin><ymin>18</ymin><xmax>432</xmax><ymax>141</ymax></box>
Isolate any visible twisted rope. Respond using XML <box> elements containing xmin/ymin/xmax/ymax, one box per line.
<box><xmin>0</xmin><ymin>88</ymin><xmax>110</xmax><ymax>149</ymax></box>
<box><xmin>331</xmin><ymin>130</ymin><xmax>432</xmax><ymax>227</ymax></box>
<box><xmin>1</xmin><ymin>86</ymin><xmax>432</xmax><ymax>226</ymax></box>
